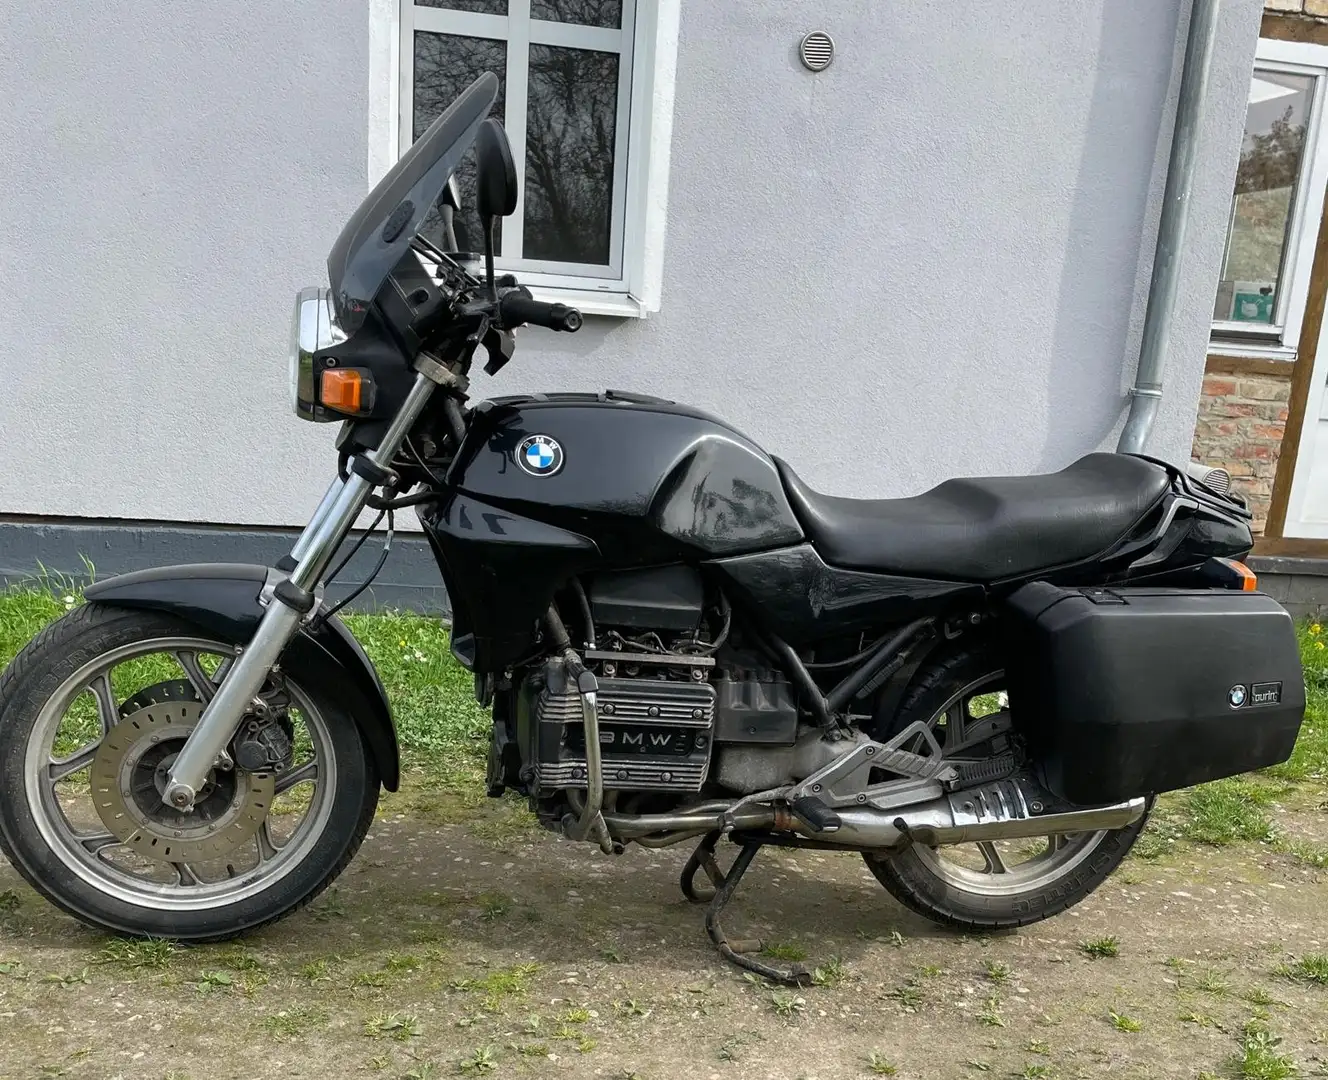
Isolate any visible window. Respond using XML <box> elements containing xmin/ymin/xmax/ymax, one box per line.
<box><xmin>377</xmin><ymin>0</ymin><xmax>679</xmax><ymax>316</ymax></box>
<box><xmin>1212</xmin><ymin>40</ymin><xmax>1328</xmax><ymax>358</ymax></box>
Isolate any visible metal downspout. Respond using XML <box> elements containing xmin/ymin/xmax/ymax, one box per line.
<box><xmin>1117</xmin><ymin>0</ymin><xmax>1222</xmax><ymax>455</ymax></box>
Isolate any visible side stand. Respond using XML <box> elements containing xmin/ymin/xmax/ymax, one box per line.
<box><xmin>680</xmin><ymin>831</ymin><xmax>812</xmax><ymax>987</ymax></box>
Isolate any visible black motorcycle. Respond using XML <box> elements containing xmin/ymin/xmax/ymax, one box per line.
<box><xmin>0</xmin><ymin>74</ymin><xmax>1307</xmax><ymax>983</ymax></box>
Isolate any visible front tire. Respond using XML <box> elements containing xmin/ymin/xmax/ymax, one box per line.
<box><xmin>863</xmin><ymin>638</ymin><xmax>1149</xmax><ymax>931</ymax></box>
<box><xmin>0</xmin><ymin>603</ymin><xmax>379</xmax><ymax>940</ymax></box>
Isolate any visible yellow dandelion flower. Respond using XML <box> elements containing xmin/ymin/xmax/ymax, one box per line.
<box><xmin>1311</xmin><ymin>623</ymin><xmax>1323</xmax><ymax>636</ymax></box>
<box><xmin>399</xmin><ymin>639</ymin><xmax>407</xmax><ymax>647</ymax></box>
<box><xmin>1316</xmin><ymin>640</ymin><xmax>1326</xmax><ymax>650</ymax></box>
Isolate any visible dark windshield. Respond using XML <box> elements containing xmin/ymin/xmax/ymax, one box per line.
<box><xmin>327</xmin><ymin>72</ymin><xmax>499</xmax><ymax>333</ymax></box>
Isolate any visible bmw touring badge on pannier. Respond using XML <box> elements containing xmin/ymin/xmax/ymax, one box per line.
<box><xmin>515</xmin><ymin>434</ymin><xmax>564</xmax><ymax>477</ymax></box>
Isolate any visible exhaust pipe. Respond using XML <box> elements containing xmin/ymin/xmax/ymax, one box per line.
<box><xmin>602</xmin><ymin>780</ymin><xmax>1147</xmax><ymax>849</ymax></box>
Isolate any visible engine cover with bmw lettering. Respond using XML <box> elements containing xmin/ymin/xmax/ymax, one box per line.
<box><xmin>527</xmin><ymin>669</ymin><xmax>716</xmax><ymax>794</ymax></box>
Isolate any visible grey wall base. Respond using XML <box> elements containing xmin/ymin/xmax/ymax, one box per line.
<box><xmin>1249</xmin><ymin>556</ymin><xmax>1328</xmax><ymax>622</ymax></box>
<box><xmin>0</xmin><ymin>518</ymin><xmax>450</xmax><ymax>615</ymax></box>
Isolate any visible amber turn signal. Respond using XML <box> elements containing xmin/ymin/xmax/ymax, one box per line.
<box><xmin>1208</xmin><ymin>557</ymin><xmax>1258</xmax><ymax>592</ymax></box>
<box><xmin>1230</xmin><ymin>559</ymin><xmax>1258</xmax><ymax>592</ymax></box>
<box><xmin>319</xmin><ymin>368</ymin><xmax>371</xmax><ymax>415</ymax></box>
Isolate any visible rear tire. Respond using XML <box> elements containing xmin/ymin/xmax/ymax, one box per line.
<box><xmin>863</xmin><ymin>638</ymin><xmax>1149</xmax><ymax>931</ymax></box>
<box><xmin>0</xmin><ymin>603</ymin><xmax>379</xmax><ymax>941</ymax></box>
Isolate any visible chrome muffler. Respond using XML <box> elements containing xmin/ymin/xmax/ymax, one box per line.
<box><xmin>825</xmin><ymin>781</ymin><xmax>1147</xmax><ymax>848</ymax></box>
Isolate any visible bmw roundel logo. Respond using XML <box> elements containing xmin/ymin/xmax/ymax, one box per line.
<box><xmin>515</xmin><ymin>434</ymin><xmax>564</xmax><ymax>477</ymax></box>
<box><xmin>1228</xmin><ymin>684</ymin><xmax>1248</xmax><ymax>709</ymax></box>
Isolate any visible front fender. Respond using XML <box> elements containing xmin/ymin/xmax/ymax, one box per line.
<box><xmin>83</xmin><ymin>563</ymin><xmax>400</xmax><ymax>791</ymax></box>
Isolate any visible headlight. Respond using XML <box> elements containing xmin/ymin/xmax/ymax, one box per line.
<box><xmin>289</xmin><ymin>287</ymin><xmax>347</xmax><ymax>421</ymax></box>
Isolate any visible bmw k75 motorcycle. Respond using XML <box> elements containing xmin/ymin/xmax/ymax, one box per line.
<box><xmin>0</xmin><ymin>74</ymin><xmax>1307</xmax><ymax>982</ymax></box>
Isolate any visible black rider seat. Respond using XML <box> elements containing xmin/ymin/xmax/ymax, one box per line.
<box><xmin>774</xmin><ymin>453</ymin><xmax>1170</xmax><ymax>583</ymax></box>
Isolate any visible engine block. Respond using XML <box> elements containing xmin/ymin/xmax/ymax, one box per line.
<box><xmin>533</xmin><ymin>675</ymin><xmax>716</xmax><ymax>794</ymax></box>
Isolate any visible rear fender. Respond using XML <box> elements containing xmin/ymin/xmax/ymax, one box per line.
<box><xmin>83</xmin><ymin>563</ymin><xmax>400</xmax><ymax>791</ymax></box>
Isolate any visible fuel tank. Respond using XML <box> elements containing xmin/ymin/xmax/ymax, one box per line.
<box><xmin>447</xmin><ymin>392</ymin><xmax>804</xmax><ymax>560</ymax></box>
<box><xmin>423</xmin><ymin>392</ymin><xmax>805</xmax><ymax>671</ymax></box>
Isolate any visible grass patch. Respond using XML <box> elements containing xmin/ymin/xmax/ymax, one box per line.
<box><xmin>769</xmin><ymin>991</ymin><xmax>805</xmax><ymax>1018</ymax></box>
<box><xmin>1280</xmin><ymin>835</ymin><xmax>1328</xmax><ymax>869</ymax></box>
<box><xmin>977</xmin><ymin>995</ymin><xmax>1006</xmax><ymax>1028</ymax></box>
<box><xmin>889</xmin><ymin>982</ymin><xmax>924</xmax><ymax>1010</ymax></box>
<box><xmin>761</xmin><ymin>942</ymin><xmax>807</xmax><ymax>963</ymax></box>
<box><xmin>866</xmin><ymin>1050</ymin><xmax>898</xmax><ymax>1075</ymax></box>
<box><xmin>475</xmin><ymin>892</ymin><xmax>511</xmax><ymax>921</ymax></box>
<box><xmin>811</xmin><ymin>955</ymin><xmax>847</xmax><ymax>987</ymax></box>
<box><xmin>982</xmin><ymin>958</ymin><xmax>1012</xmax><ymax>983</ymax></box>
<box><xmin>457</xmin><ymin>1046</ymin><xmax>497</xmax><ymax>1074</ymax></box>
<box><xmin>1231</xmin><ymin>1019</ymin><xmax>1298</xmax><ymax>1079</ymax></box>
<box><xmin>262</xmin><ymin>1006</ymin><xmax>328</xmax><ymax>1040</ymax></box>
<box><xmin>43</xmin><ymin>967</ymin><xmax>90</xmax><ymax>987</ymax></box>
<box><xmin>0</xmin><ymin>587</ymin><xmax>491</xmax><ymax>769</ymax></box>
<box><xmin>1183</xmin><ymin>779</ymin><xmax>1277</xmax><ymax>846</ymax></box>
<box><xmin>193</xmin><ymin>970</ymin><xmax>233</xmax><ymax>994</ymax></box>
<box><xmin>97</xmin><ymin>938</ymin><xmax>178</xmax><ymax>970</ymax></box>
<box><xmin>1275</xmin><ymin>953</ymin><xmax>1328</xmax><ymax>985</ymax></box>
<box><xmin>1079</xmin><ymin>936</ymin><xmax>1119</xmax><ymax>960</ymax></box>
<box><xmin>1108</xmin><ymin>1009</ymin><xmax>1142</xmax><ymax>1033</ymax></box>
<box><xmin>341</xmin><ymin>611</ymin><xmax>489</xmax><ymax>764</ymax></box>
<box><xmin>363</xmin><ymin>1012</ymin><xmax>422</xmax><ymax>1041</ymax></box>
<box><xmin>1266</xmin><ymin>621</ymin><xmax>1328</xmax><ymax>783</ymax></box>
<box><xmin>450</xmin><ymin>963</ymin><xmax>540</xmax><ymax>1012</ymax></box>
<box><xmin>1195</xmin><ymin>968</ymin><xmax>1231</xmax><ymax>997</ymax></box>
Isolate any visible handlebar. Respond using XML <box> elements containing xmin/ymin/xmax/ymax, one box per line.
<box><xmin>498</xmin><ymin>289</ymin><xmax>583</xmax><ymax>333</ymax></box>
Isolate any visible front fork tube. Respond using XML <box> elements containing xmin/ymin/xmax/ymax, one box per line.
<box><xmin>161</xmin><ymin>372</ymin><xmax>440</xmax><ymax>810</ymax></box>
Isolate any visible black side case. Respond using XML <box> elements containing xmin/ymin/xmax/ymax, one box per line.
<box><xmin>1005</xmin><ymin>583</ymin><xmax>1305</xmax><ymax>804</ymax></box>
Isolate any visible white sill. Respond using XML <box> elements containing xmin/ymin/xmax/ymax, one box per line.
<box><xmin>526</xmin><ymin>286</ymin><xmax>648</xmax><ymax>319</ymax></box>
<box><xmin>1207</xmin><ymin>340</ymin><xmax>1297</xmax><ymax>363</ymax></box>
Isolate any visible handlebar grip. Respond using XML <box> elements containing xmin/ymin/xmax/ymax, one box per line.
<box><xmin>498</xmin><ymin>291</ymin><xmax>583</xmax><ymax>332</ymax></box>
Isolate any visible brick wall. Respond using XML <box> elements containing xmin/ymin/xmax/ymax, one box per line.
<box><xmin>1267</xmin><ymin>1</ymin><xmax>1328</xmax><ymax>17</ymax></box>
<box><xmin>1190</xmin><ymin>370</ymin><xmax>1292</xmax><ymax>533</ymax></box>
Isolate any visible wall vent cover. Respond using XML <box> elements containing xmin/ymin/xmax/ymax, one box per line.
<box><xmin>799</xmin><ymin>31</ymin><xmax>835</xmax><ymax>72</ymax></box>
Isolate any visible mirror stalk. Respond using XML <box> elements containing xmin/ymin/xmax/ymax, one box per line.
<box><xmin>483</xmin><ymin>217</ymin><xmax>498</xmax><ymax>301</ymax></box>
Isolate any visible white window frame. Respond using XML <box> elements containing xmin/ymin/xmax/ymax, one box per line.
<box><xmin>1210</xmin><ymin>38</ymin><xmax>1328</xmax><ymax>362</ymax></box>
<box><xmin>367</xmin><ymin>0</ymin><xmax>680</xmax><ymax>317</ymax></box>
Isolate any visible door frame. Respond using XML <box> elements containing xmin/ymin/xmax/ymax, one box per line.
<box><xmin>1250</xmin><ymin>14</ymin><xmax>1328</xmax><ymax>556</ymax></box>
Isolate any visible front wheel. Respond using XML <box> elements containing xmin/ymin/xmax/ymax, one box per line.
<box><xmin>0</xmin><ymin>603</ymin><xmax>379</xmax><ymax>940</ymax></box>
<box><xmin>864</xmin><ymin>639</ymin><xmax>1150</xmax><ymax>931</ymax></box>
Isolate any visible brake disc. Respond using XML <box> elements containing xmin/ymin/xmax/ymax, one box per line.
<box><xmin>89</xmin><ymin>699</ymin><xmax>275</xmax><ymax>864</ymax></box>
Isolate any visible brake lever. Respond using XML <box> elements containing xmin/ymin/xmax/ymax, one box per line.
<box><xmin>482</xmin><ymin>326</ymin><xmax>516</xmax><ymax>375</ymax></box>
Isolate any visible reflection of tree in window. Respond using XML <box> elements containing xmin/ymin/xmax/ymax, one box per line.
<box><xmin>531</xmin><ymin>0</ymin><xmax>622</xmax><ymax>28</ymax></box>
<box><xmin>524</xmin><ymin>45</ymin><xmax>618</xmax><ymax>265</ymax></box>
<box><xmin>413</xmin><ymin>33</ymin><xmax>506</xmax><ymax>254</ymax></box>
<box><xmin>1225</xmin><ymin>104</ymin><xmax>1307</xmax><ymax>296</ymax></box>
<box><xmin>417</xmin><ymin>0</ymin><xmax>507</xmax><ymax>13</ymax></box>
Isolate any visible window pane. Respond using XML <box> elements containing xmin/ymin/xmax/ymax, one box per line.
<box><xmin>531</xmin><ymin>0</ymin><xmax>621</xmax><ymax>29</ymax></box>
<box><xmin>413</xmin><ymin>32</ymin><xmax>507</xmax><ymax>256</ymax></box>
<box><xmin>1213</xmin><ymin>71</ymin><xmax>1313</xmax><ymax>326</ymax></box>
<box><xmin>524</xmin><ymin>44</ymin><xmax>619</xmax><ymax>265</ymax></box>
<box><xmin>416</xmin><ymin>1</ymin><xmax>507</xmax><ymax>14</ymax></box>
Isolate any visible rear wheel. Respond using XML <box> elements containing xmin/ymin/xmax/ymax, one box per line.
<box><xmin>863</xmin><ymin>639</ymin><xmax>1149</xmax><ymax>931</ymax></box>
<box><xmin>0</xmin><ymin>603</ymin><xmax>378</xmax><ymax>940</ymax></box>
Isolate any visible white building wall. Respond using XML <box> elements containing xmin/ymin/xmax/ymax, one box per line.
<box><xmin>0</xmin><ymin>0</ymin><xmax>1262</xmax><ymax>527</ymax></box>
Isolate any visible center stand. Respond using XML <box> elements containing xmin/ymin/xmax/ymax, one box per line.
<box><xmin>680</xmin><ymin>831</ymin><xmax>813</xmax><ymax>987</ymax></box>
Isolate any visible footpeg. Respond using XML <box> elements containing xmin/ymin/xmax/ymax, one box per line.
<box><xmin>789</xmin><ymin>795</ymin><xmax>842</xmax><ymax>834</ymax></box>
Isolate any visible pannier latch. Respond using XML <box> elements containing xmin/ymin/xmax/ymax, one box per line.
<box><xmin>1081</xmin><ymin>588</ymin><xmax>1127</xmax><ymax>605</ymax></box>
